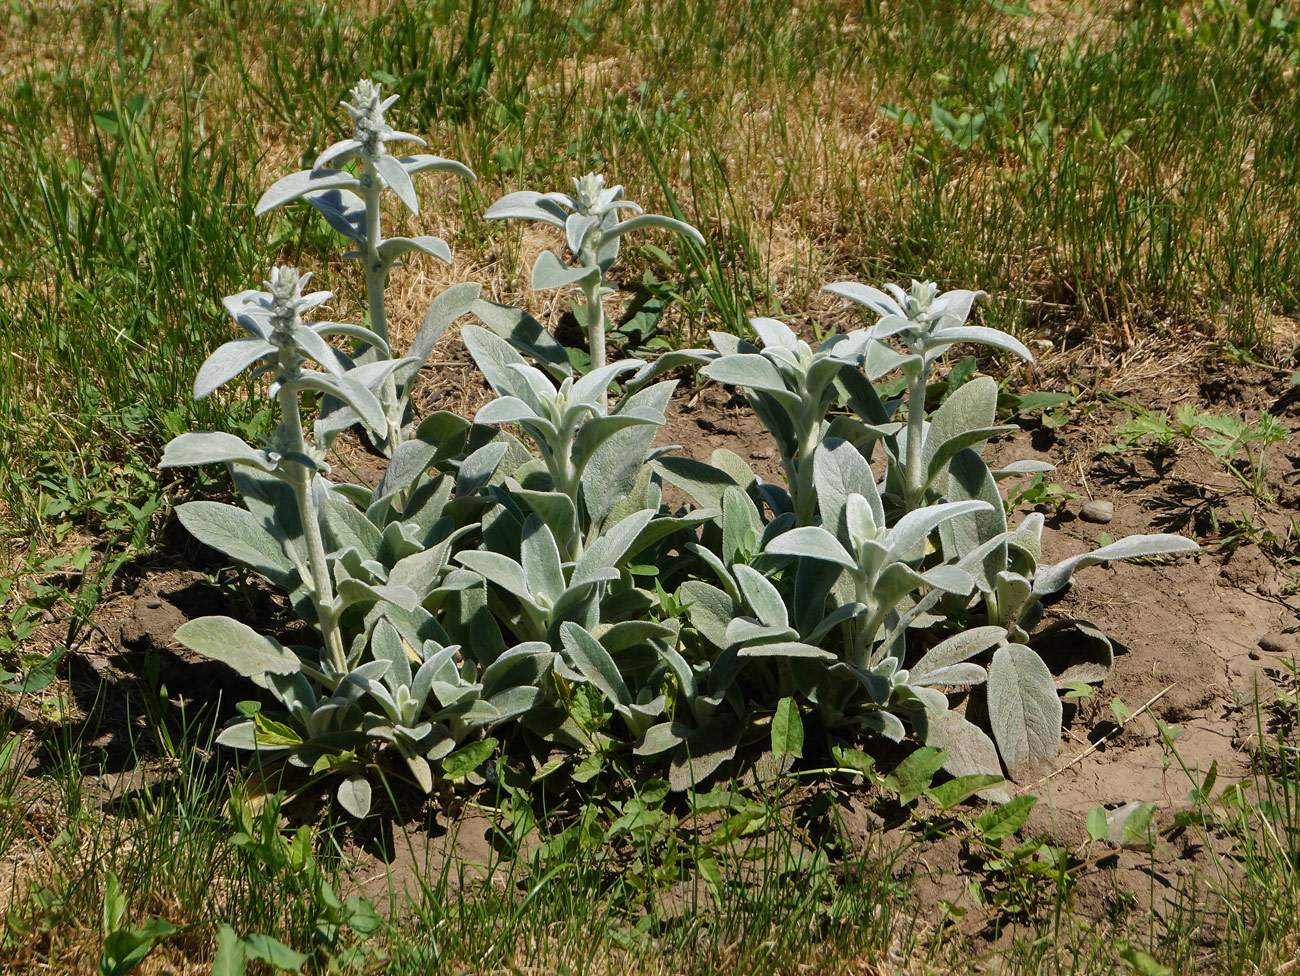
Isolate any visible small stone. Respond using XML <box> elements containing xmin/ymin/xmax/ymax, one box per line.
<box><xmin>1249</xmin><ymin>649</ymin><xmax>1262</xmax><ymax>661</ymax></box>
<box><xmin>1259</xmin><ymin>632</ymin><xmax>1297</xmax><ymax>655</ymax></box>
<box><xmin>1080</xmin><ymin>500</ymin><xmax>1114</xmax><ymax>524</ymax></box>
<box><xmin>144</xmin><ymin>597</ymin><xmax>163</xmax><ymax>609</ymax></box>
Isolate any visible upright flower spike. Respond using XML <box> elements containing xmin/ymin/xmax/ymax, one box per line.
<box><xmin>825</xmin><ymin>278</ymin><xmax>1035</xmax><ymax>513</ymax></box>
<box><xmin>253</xmin><ymin>79</ymin><xmax>478</xmax><ymax>456</ymax></box>
<box><xmin>485</xmin><ymin>172</ymin><xmax>705</xmax><ymax>372</ymax></box>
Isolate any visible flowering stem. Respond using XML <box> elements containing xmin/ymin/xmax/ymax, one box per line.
<box><xmin>905</xmin><ymin>364</ymin><xmax>928</xmax><ymax>511</ymax></box>
<box><xmin>362</xmin><ymin>168</ymin><xmax>402</xmax><ymax>455</ymax></box>
<box><xmin>582</xmin><ymin>280</ymin><xmax>607</xmax><ymax>373</ymax></box>
<box><xmin>279</xmin><ymin>382</ymin><xmax>347</xmax><ymax>679</ymax></box>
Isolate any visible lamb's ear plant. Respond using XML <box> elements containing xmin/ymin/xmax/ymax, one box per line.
<box><xmin>162</xmin><ymin>267</ymin><xmax>393</xmax><ymax>677</ymax></box>
<box><xmin>823</xmin><ymin>279</ymin><xmax>1035</xmax><ymax>513</ymax></box>
<box><xmin>484</xmin><ymin>173</ymin><xmax>706</xmax><ymax>371</ymax></box>
<box><xmin>255</xmin><ymin>79</ymin><xmax>477</xmax><ymax>455</ymax></box>
<box><xmin>692</xmin><ymin>317</ymin><xmax>900</xmax><ymax>526</ymax></box>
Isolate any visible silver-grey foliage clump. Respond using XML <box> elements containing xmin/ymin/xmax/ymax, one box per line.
<box><xmin>159</xmin><ymin>79</ymin><xmax>1198</xmax><ymax>813</ymax></box>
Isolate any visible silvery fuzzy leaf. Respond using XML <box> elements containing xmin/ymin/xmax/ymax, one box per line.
<box><xmin>531</xmin><ymin>250</ymin><xmax>601</xmax><ymax>292</ymax></box>
<box><xmin>176</xmin><ymin>501</ymin><xmax>296</xmax><ymax>589</ymax></box>
<box><xmin>765</xmin><ymin>526</ymin><xmax>857</xmax><ymax>570</ymax></box>
<box><xmin>803</xmin><ymin>600</ymin><xmax>867</xmax><ymax>645</ymax></box>
<box><xmin>602</xmin><ymin>213</ymin><xmax>706</xmax><ymax>249</ymax></box>
<box><xmin>475</xmin><ymin>396</ymin><xmax>541</xmax><ymax>426</ymax></box>
<box><xmin>708</xmin><ymin>331</ymin><xmax>760</xmax><ymax>356</ymax></box>
<box><xmin>371</xmin><ymin>152</ymin><xmax>419</xmax><ymax>213</ymax></box>
<box><xmin>872</xmin><ymin>562</ymin><xmax>932</xmax><ymax>614</ymax></box>
<box><xmin>919</xmin><ymin>564</ymin><xmax>975</xmax><ymax>596</ymax></box>
<box><xmin>570</xmin><ymin>509</ymin><xmax>656</xmax><ymax>588</ymax></box>
<box><xmin>255</xmin><ymin>168</ymin><xmax>361</xmax><ymax>215</ymax></box>
<box><xmin>381</xmin><ymin>129</ymin><xmax>427</xmax><ymax>147</ymax></box>
<box><xmin>456</xmin><ymin>441</ymin><xmax>510</xmax><ymax>498</ymax></box>
<box><xmin>834</xmin><ymin>366</ymin><xmax>895</xmax><ymax>426</ymax></box>
<box><xmin>795</xmin><ymin>558</ymin><xmax>849</xmax><ymax>639</ymax></box>
<box><xmin>289</xmin><ymin>325</ymin><xmax>352</xmax><ymax>376</ymax></box>
<box><xmin>925</xmin><ymin>710</ymin><xmax>1010</xmax><ymax>802</ymax></box>
<box><xmin>489</xmin><ymin>685</ymin><xmax>544</xmax><ymax>722</ymax></box>
<box><xmin>560</xmin><ymin>622</ymin><xmax>631</xmax><ymax>707</ymax></box>
<box><xmin>623</xmin><ymin>511</ymin><xmax>718</xmax><ymax>567</ymax></box>
<box><xmin>815</xmin><ymin>439</ymin><xmax>884</xmax><ymax>549</ymax></box>
<box><xmin>480</xmin><ymin>641</ymin><xmax>554</xmax><ymax>696</ymax></box>
<box><xmin>483</xmin><ymin>190</ymin><xmax>569</xmax><ymax>227</ymax></box>
<box><xmin>722</xmin><ymin>486</ymin><xmax>761</xmax><ymax>565</ymax></box>
<box><xmin>635</xmin><ymin>722</ymin><xmax>691</xmax><ymax>757</ymax></box>
<box><xmin>681</xmin><ymin>581</ymin><xmax>739</xmax><ymax>650</ymax></box>
<box><xmin>886</xmin><ymin>500</ymin><xmax>992</xmax><ymax>562</ymax></box>
<box><xmin>174</xmin><ymin>616</ymin><xmax>301</xmax><ymax>682</ymax></box>
<box><xmin>215</xmin><ymin>721</ymin><xmax>263</xmax><ymax>751</ymax></box>
<box><xmin>700</xmin><ymin>355</ymin><xmax>800</xmax><ymax>412</ymax></box>
<box><xmin>469</xmin><ymin>299</ymin><xmax>571</xmax><ymax>379</ymax></box>
<box><xmin>990</xmin><ymin>460</ymin><xmax>1056</xmax><ymax>478</ymax></box>
<box><xmin>1032</xmin><ymin>534</ymin><xmax>1199</xmax><ymax>598</ymax></box>
<box><xmin>910</xmin><ymin>626</ymin><xmax>1006</xmax><ymax>683</ymax></box>
<box><xmin>306</xmin><ymin>188</ymin><xmax>367</xmax><ymax>243</ymax></box>
<box><xmin>398</xmin><ymin>154</ymin><xmax>475</xmax><ymax>181</ymax></box>
<box><xmin>223</xmin><ymin>297</ymin><xmax>273</xmax><ymax>339</ymax></box>
<box><xmin>520</xmin><ymin>516</ymin><xmax>564</xmax><ymax>609</ymax></box>
<box><xmin>864</xmin><ymin>340</ymin><xmax>917</xmax><ymax>381</ymax></box>
<box><xmin>669</xmin><ymin>716</ymin><xmax>742</xmax><ymax>792</ymax></box>
<box><xmin>924</xmin><ymin>376</ymin><xmax>997</xmax><ymax>462</ymax></box>
<box><xmin>600</xmin><ymin>619</ymin><xmax>679</xmax><ymax>658</ymax></box>
<box><xmin>910</xmin><ymin>662</ymin><xmax>988</xmax><ymax>686</ymax></box>
<box><xmin>295</xmin><ymin>372</ymin><xmax>386</xmax><ymax>434</ymax></box>
<box><xmin>929</xmin><ymin>325</ymin><xmax>1032</xmax><ymax>362</ymax></box>
<box><xmin>193</xmin><ymin>338</ymin><xmax>275</xmax><ymax>399</ymax></box>
<box><xmin>566</xmin><ymin>212</ymin><xmax>600</xmax><ymax>255</ymax></box>
<box><xmin>624</xmin><ymin>349</ymin><xmax>716</xmax><ymax>393</ymax></box>
<box><xmin>314</xmin><ymin>138</ymin><xmax>364</xmax><ymax>169</ymax></box>
<box><xmin>462</xmin><ymin>325</ymin><xmax>545</xmax><ymax>411</ymax></box>
<box><xmin>378</xmin><ymin>235</ymin><xmax>453</xmax><ymax>267</ymax></box>
<box><xmin>994</xmin><ymin>572</ymin><xmax>1035</xmax><ymax>627</ymax></box>
<box><xmin>509</xmin><ymin>486</ymin><xmax>578</xmax><ymax>556</ymax></box>
<box><xmin>455</xmin><ymin>550</ymin><xmax>537</xmax><ymax>607</ymax></box>
<box><xmin>334</xmin><ymin>343</ymin><xmax>411</xmax><ymax>392</ymax></box>
<box><xmin>311</xmin><ymin>321</ymin><xmax>391</xmax><ymax>357</ymax></box>
<box><xmin>860</xmin><ymin>709</ymin><xmax>907</xmax><ymax>741</ymax></box>
<box><xmin>925</xmin><ymin>427</ymin><xmax>1015</xmax><ymax>492</ymax></box>
<box><xmin>571</xmin><ymin>411</ymin><xmax>661</xmax><ymax>474</ymax></box>
<box><xmin>654</xmin><ymin>456</ymin><xmax>745</xmax><ymax>511</ymax></box>
<box><xmin>823</xmin><ymin>281</ymin><xmax>905</xmax><ymax>318</ymax></box>
<box><xmin>371</xmin><ymin>618</ymin><xmax>412</xmax><ymax>690</ymax></box>
<box><xmin>160</xmin><ymin>431</ymin><xmax>281</xmax><ymax>472</ymax></box>
<box><xmin>572</xmin><ymin>359</ymin><xmax>644</xmax><ymax>405</ymax></box>
<box><xmin>337</xmin><ymin>776</ymin><xmax>371</xmax><ymax>818</ymax></box>
<box><xmin>322</xmin><ymin>491</ymin><xmax>382</xmax><ymax>557</ymax></box>
<box><xmin>583</xmin><ymin>386</ymin><xmax>675</xmax><ymax>532</ymax></box>
<box><xmin>944</xmin><ymin>448</ymin><xmax>1008</xmax><ymax>576</ymax></box>
<box><xmin>749</xmin><ymin>316</ymin><xmax>800</xmax><ymax>351</ymax></box>
<box><xmin>337</xmin><ymin>579</ymin><xmax>419</xmax><ymax>612</ymax></box>
<box><xmin>733</xmin><ymin>564</ymin><xmax>789</xmax><ymax>631</ymax></box>
<box><xmin>987</xmin><ymin>642</ymin><xmax>1062</xmax><ymax>775</ymax></box>
<box><xmin>737</xmin><ymin>641</ymin><xmax>837</xmax><ymax>660</ymax></box>
<box><xmin>928</xmin><ymin>288</ymin><xmax>985</xmax><ymax>327</ymax></box>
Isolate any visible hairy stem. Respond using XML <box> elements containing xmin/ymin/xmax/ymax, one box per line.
<box><xmin>584</xmin><ymin>281</ymin><xmax>606</xmax><ymax>372</ymax></box>
<box><xmin>362</xmin><ymin>169</ymin><xmax>402</xmax><ymax>455</ymax></box>
<box><xmin>905</xmin><ymin>365</ymin><xmax>927</xmax><ymax>510</ymax></box>
<box><xmin>280</xmin><ymin>383</ymin><xmax>347</xmax><ymax>678</ymax></box>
